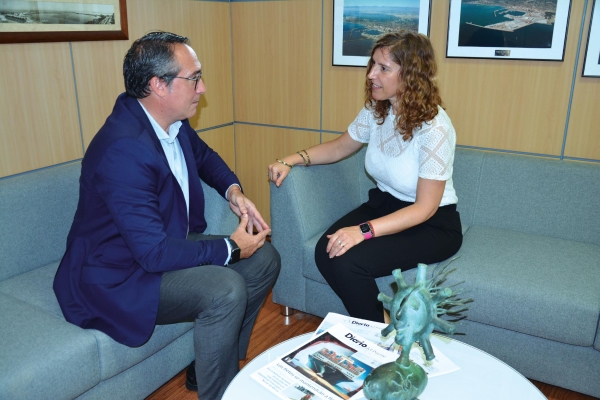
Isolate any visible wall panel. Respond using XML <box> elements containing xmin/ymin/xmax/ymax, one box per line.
<box><xmin>73</xmin><ymin>0</ymin><xmax>233</xmax><ymax>148</ymax></box>
<box><xmin>565</xmin><ymin>2</ymin><xmax>600</xmax><ymax>160</ymax></box>
<box><xmin>0</xmin><ymin>42</ymin><xmax>82</xmax><ymax>177</ymax></box>
<box><xmin>199</xmin><ymin>125</ymin><xmax>236</xmax><ymax>171</ymax></box>
<box><xmin>231</xmin><ymin>0</ymin><xmax>321</xmax><ymax>130</ymax></box>
<box><xmin>183</xmin><ymin>0</ymin><xmax>233</xmax><ymax>131</ymax></box>
<box><xmin>431</xmin><ymin>0</ymin><xmax>584</xmax><ymax>155</ymax></box>
<box><xmin>71</xmin><ymin>39</ymin><xmax>130</xmax><ymax>149</ymax></box>
<box><xmin>322</xmin><ymin>0</ymin><xmax>591</xmax><ymax>157</ymax></box>
<box><xmin>235</xmin><ymin>124</ymin><xmax>321</xmax><ymax>225</ymax></box>
<box><xmin>2</xmin><ymin>0</ymin><xmax>599</xmax><ymax>182</ymax></box>
<box><xmin>322</xmin><ymin>0</ymin><xmax>365</xmax><ymax>132</ymax></box>
<box><xmin>322</xmin><ymin>132</ymin><xmax>341</xmax><ymax>143</ymax></box>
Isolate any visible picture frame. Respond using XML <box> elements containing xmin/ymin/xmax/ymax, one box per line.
<box><xmin>0</xmin><ymin>0</ymin><xmax>128</xmax><ymax>44</ymax></box>
<box><xmin>333</xmin><ymin>0</ymin><xmax>431</xmax><ymax>67</ymax></box>
<box><xmin>446</xmin><ymin>0</ymin><xmax>572</xmax><ymax>61</ymax></box>
<box><xmin>582</xmin><ymin>0</ymin><xmax>600</xmax><ymax>77</ymax></box>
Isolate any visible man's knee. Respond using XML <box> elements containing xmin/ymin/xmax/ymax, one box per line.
<box><xmin>253</xmin><ymin>242</ymin><xmax>281</xmax><ymax>279</ymax></box>
<box><xmin>219</xmin><ymin>270</ymin><xmax>248</xmax><ymax>305</ymax></box>
<box><xmin>193</xmin><ymin>271</ymin><xmax>248</xmax><ymax>340</ymax></box>
<box><xmin>195</xmin><ymin>269</ymin><xmax>247</xmax><ymax>322</ymax></box>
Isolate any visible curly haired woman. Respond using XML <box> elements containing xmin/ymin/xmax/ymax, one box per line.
<box><xmin>268</xmin><ymin>31</ymin><xmax>462</xmax><ymax>322</ymax></box>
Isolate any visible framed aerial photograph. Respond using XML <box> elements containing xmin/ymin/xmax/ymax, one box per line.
<box><xmin>446</xmin><ymin>0</ymin><xmax>572</xmax><ymax>61</ymax></box>
<box><xmin>333</xmin><ymin>0</ymin><xmax>432</xmax><ymax>67</ymax></box>
<box><xmin>582</xmin><ymin>0</ymin><xmax>600</xmax><ymax>77</ymax></box>
<box><xmin>0</xmin><ymin>0</ymin><xmax>128</xmax><ymax>44</ymax></box>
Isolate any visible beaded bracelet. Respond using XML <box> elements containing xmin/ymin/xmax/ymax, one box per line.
<box><xmin>276</xmin><ymin>159</ymin><xmax>293</xmax><ymax>168</ymax></box>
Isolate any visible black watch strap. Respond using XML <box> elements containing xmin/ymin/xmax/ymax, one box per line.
<box><xmin>227</xmin><ymin>238</ymin><xmax>241</xmax><ymax>264</ymax></box>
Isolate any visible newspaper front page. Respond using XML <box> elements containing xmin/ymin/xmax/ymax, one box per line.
<box><xmin>250</xmin><ymin>323</ymin><xmax>398</xmax><ymax>400</ymax></box>
<box><xmin>313</xmin><ymin>313</ymin><xmax>459</xmax><ymax>378</ymax></box>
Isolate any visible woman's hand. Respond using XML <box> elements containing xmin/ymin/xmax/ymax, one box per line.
<box><xmin>326</xmin><ymin>226</ymin><xmax>364</xmax><ymax>258</ymax></box>
<box><xmin>268</xmin><ymin>133</ymin><xmax>363</xmax><ymax>188</ymax></box>
<box><xmin>267</xmin><ymin>160</ymin><xmax>292</xmax><ymax>187</ymax></box>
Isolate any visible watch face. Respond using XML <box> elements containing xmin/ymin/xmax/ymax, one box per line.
<box><xmin>231</xmin><ymin>248</ymin><xmax>241</xmax><ymax>263</ymax></box>
<box><xmin>228</xmin><ymin>238</ymin><xmax>241</xmax><ymax>264</ymax></box>
<box><xmin>360</xmin><ymin>223</ymin><xmax>370</xmax><ymax>234</ymax></box>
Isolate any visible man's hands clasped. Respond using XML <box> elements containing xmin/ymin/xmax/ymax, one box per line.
<box><xmin>228</xmin><ymin>186</ymin><xmax>270</xmax><ymax>259</ymax></box>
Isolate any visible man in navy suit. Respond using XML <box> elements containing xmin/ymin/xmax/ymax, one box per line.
<box><xmin>53</xmin><ymin>31</ymin><xmax>280</xmax><ymax>400</ymax></box>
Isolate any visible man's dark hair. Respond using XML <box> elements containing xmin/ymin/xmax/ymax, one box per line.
<box><xmin>123</xmin><ymin>31</ymin><xmax>190</xmax><ymax>98</ymax></box>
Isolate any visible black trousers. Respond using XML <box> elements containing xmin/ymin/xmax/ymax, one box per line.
<box><xmin>315</xmin><ymin>188</ymin><xmax>462</xmax><ymax>322</ymax></box>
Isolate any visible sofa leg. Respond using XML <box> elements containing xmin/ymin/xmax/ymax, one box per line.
<box><xmin>280</xmin><ymin>306</ymin><xmax>295</xmax><ymax>316</ymax></box>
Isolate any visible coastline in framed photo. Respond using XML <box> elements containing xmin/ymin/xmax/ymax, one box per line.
<box><xmin>582</xmin><ymin>0</ymin><xmax>600</xmax><ymax>77</ymax></box>
<box><xmin>446</xmin><ymin>0</ymin><xmax>572</xmax><ymax>61</ymax></box>
<box><xmin>0</xmin><ymin>0</ymin><xmax>128</xmax><ymax>43</ymax></box>
<box><xmin>333</xmin><ymin>0</ymin><xmax>431</xmax><ymax>67</ymax></box>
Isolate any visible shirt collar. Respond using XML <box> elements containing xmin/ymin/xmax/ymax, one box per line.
<box><xmin>138</xmin><ymin>100</ymin><xmax>183</xmax><ymax>144</ymax></box>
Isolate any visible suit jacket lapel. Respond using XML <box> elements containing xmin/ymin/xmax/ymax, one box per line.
<box><xmin>177</xmin><ymin>126</ymin><xmax>203</xmax><ymax>211</ymax></box>
<box><xmin>119</xmin><ymin>94</ymin><xmax>200</xmax><ymax>223</ymax></box>
<box><xmin>121</xmin><ymin>95</ymin><xmax>170</xmax><ymax>167</ymax></box>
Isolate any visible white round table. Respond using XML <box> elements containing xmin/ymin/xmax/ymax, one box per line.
<box><xmin>222</xmin><ymin>333</ymin><xmax>546</xmax><ymax>400</ymax></box>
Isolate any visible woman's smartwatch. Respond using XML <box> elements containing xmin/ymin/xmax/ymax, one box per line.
<box><xmin>359</xmin><ymin>222</ymin><xmax>374</xmax><ymax>240</ymax></box>
<box><xmin>226</xmin><ymin>238</ymin><xmax>241</xmax><ymax>264</ymax></box>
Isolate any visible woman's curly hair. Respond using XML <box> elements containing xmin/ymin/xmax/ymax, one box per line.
<box><xmin>365</xmin><ymin>31</ymin><xmax>443</xmax><ymax>141</ymax></box>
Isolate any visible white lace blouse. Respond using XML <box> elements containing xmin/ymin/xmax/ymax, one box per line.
<box><xmin>348</xmin><ymin>106</ymin><xmax>458</xmax><ymax>206</ymax></box>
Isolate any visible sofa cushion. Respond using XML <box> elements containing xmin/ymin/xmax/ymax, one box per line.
<box><xmin>471</xmin><ymin>152</ymin><xmax>600</xmax><ymax>246</ymax></box>
<box><xmin>441</xmin><ymin>226</ymin><xmax>600</xmax><ymax>346</ymax></box>
<box><xmin>375</xmin><ymin>226</ymin><xmax>600</xmax><ymax>346</ymax></box>
<box><xmin>452</xmin><ymin>148</ymin><xmax>485</xmax><ymax>227</ymax></box>
<box><xmin>0</xmin><ymin>263</ymin><xmax>194</xmax><ymax>381</ymax></box>
<box><xmin>0</xmin><ymin>262</ymin><xmax>64</xmax><ymax>318</ymax></box>
<box><xmin>76</xmin><ymin>331</ymin><xmax>194</xmax><ymax>400</ymax></box>
<box><xmin>89</xmin><ymin>322</ymin><xmax>193</xmax><ymax>380</ymax></box>
<box><xmin>0</xmin><ymin>294</ymin><xmax>99</xmax><ymax>399</ymax></box>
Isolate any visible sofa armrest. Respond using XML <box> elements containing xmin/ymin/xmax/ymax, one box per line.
<box><xmin>270</xmin><ymin>149</ymin><xmax>373</xmax><ymax>312</ymax></box>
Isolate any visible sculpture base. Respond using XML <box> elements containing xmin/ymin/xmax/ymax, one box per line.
<box><xmin>363</xmin><ymin>360</ymin><xmax>428</xmax><ymax>400</ymax></box>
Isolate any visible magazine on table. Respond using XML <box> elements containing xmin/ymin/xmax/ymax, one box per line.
<box><xmin>313</xmin><ymin>312</ymin><xmax>459</xmax><ymax>378</ymax></box>
<box><xmin>250</xmin><ymin>323</ymin><xmax>398</xmax><ymax>400</ymax></box>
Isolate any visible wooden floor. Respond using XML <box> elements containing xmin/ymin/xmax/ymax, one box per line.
<box><xmin>147</xmin><ymin>291</ymin><xmax>597</xmax><ymax>400</ymax></box>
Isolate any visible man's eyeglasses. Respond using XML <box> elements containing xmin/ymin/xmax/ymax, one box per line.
<box><xmin>162</xmin><ymin>72</ymin><xmax>202</xmax><ymax>90</ymax></box>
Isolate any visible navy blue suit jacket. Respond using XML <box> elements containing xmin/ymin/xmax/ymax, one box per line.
<box><xmin>53</xmin><ymin>93</ymin><xmax>240</xmax><ymax>347</ymax></box>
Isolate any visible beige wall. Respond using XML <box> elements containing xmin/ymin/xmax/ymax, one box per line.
<box><xmin>432</xmin><ymin>0</ymin><xmax>584</xmax><ymax>155</ymax></box>
<box><xmin>232</xmin><ymin>0</ymin><xmax>600</xmax><ymax>223</ymax></box>
<box><xmin>0</xmin><ymin>0</ymin><xmax>234</xmax><ymax>178</ymax></box>
<box><xmin>73</xmin><ymin>0</ymin><xmax>234</xmax><ymax>150</ymax></box>
<box><xmin>0</xmin><ymin>42</ymin><xmax>83</xmax><ymax>177</ymax></box>
<box><xmin>2</xmin><ymin>0</ymin><xmax>599</xmax><ymax>224</ymax></box>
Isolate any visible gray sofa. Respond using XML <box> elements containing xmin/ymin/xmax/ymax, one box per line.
<box><xmin>270</xmin><ymin>147</ymin><xmax>600</xmax><ymax>398</ymax></box>
<box><xmin>0</xmin><ymin>161</ymin><xmax>238</xmax><ymax>399</ymax></box>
